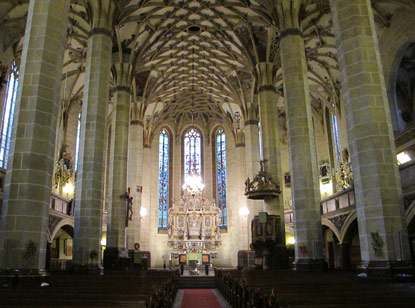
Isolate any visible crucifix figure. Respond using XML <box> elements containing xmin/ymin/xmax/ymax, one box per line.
<box><xmin>259</xmin><ymin>159</ymin><xmax>268</xmax><ymax>173</ymax></box>
<box><xmin>122</xmin><ymin>187</ymin><xmax>134</xmax><ymax>227</ymax></box>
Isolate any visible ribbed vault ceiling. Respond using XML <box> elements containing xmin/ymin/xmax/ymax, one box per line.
<box><xmin>0</xmin><ymin>0</ymin><xmax>409</xmax><ymax>131</ymax></box>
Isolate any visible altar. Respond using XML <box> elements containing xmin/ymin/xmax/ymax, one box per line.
<box><xmin>167</xmin><ymin>174</ymin><xmax>221</xmax><ymax>266</ymax></box>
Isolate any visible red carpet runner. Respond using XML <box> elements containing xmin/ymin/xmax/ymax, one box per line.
<box><xmin>181</xmin><ymin>289</ymin><xmax>222</xmax><ymax>308</ymax></box>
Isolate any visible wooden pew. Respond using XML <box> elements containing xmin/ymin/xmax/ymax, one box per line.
<box><xmin>0</xmin><ymin>270</ymin><xmax>179</xmax><ymax>308</ymax></box>
<box><xmin>215</xmin><ymin>269</ymin><xmax>415</xmax><ymax>308</ymax></box>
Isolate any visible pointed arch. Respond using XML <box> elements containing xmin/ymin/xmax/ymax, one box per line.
<box><xmin>213</xmin><ymin>126</ymin><xmax>227</xmax><ymax>227</ymax></box>
<box><xmin>182</xmin><ymin>126</ymin><xmax>203</xmax><ymax>183</ymax></box>
<box><xmin>158</xmin><ymin>127</ymin><xmax>172</xmax><ymax>229</ymax></box>
<box><xmin>0</xmin><ymin>61</ymin><xmax>18</xmax><ymax>169</ymax></box>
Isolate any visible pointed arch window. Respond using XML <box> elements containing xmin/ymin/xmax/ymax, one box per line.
<box><xmin>0</xmin><ymin>62</ymin><xmax>18</xmax><ymax>169</ymax></box>
<box><xmin>331</xmin><ymin>113</ymin><xmax>341</xmax><ymax>163</ymax></box>
<box><xmin>158</xmin><ymin>128</ymin><xmax>170</xmax><ymax>229</ymax></box>
<box><xmin>183</xmin><ymin>128</ymin><xmax>202</xmax><ymax>180</ymax></box>
<box><xmin>215</xmin><ymin>128</ymin><xmax>227</xmax><ymax>227</ymax></box>
<box><xmin>258</xmin><ymin>122</ymin><xmax>263</xmax><ymax>160</ymax></box>
<box><xmin>75</xmin><ymin>113</ymin><xmax>81</xmax><ymax>172</ymax></box>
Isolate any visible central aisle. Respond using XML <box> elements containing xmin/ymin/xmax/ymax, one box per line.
<box><xmin>173</xmin><ymin>289</ymin><xmax>230</xmax><ymax>308</ymax></box>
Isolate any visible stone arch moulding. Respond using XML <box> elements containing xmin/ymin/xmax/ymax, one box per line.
<box><xmin>49</xmin><ymin>218</ymin><xmax>75</xmax><ymax>244</ymax></box>
<box><xmin>405</xmin><ymin>199</ymin><xmax>415</xmax><ymax>227</ymax></box>
<box><xmin>339</xmin><ymin>212</ymin><xmax>357</xmax><ymax>244</ymax></box>
<box><xmin>321</xmin><ymin>218</ymin><xmax>341</xmax><ymax>243</ymax></box>
<box><xmin>379</xmin><ymin>8</ymin><xmax>415</xmax><ymax>132</ymax></box>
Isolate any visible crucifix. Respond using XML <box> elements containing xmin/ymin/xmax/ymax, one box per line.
<box><xmin>122</xmin><ymin>187</ymin><xmax>134</xmax><ymax>227</ymax></box>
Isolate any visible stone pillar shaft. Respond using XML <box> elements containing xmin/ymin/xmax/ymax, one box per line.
<box><xmin>244</xmin><ymin>121</ymin><xmax>262</xmax><ymax>245</ymax></box>
<box><xmin>127</xmin><ymin>121</ymin><xmax>144</xmax><ymax>249</ymax></box>
<box><xmin>280</xmin><ymin>30</ymin><xmax>324</xmax><ymax>263</ymax></box>
<box><xmin>139</xmin><ymin>146</ymin><xmax>152</xmax><ymax>251</ymax></box>
<box><xmin>236</xmin><ymin>141</ymin><xmax>249</xmax><ymax>249</ymax></box>
<box><xmin>73</xmin><ymin>31</ymin><xmax>112</xmax><ymax>266</ymax></box>
<box><xmin>107</xmin><ymin>86</ymin><xmax>130</xmax><ymax>248</ymax></box>
<box><xmin>330</xmin><ymin>0</ymin><xmax>410</xmax><ymax>264</ymax></box>
<box><xmin>0</xmin><ymin>0</ymin><xmax>69</xmax><ymax>270</ymax></box>
<box><xmin>257</xmin><ymin>62</ymin><xmax>285</xmax><ymax>245</ymax></box>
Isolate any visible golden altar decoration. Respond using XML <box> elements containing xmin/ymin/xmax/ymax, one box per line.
<box><xmin>167</xmin><ymin>175</ymin><xmax>221</xmax><ymax>253</ymax></box>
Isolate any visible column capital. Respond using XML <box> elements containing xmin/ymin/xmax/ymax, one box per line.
<box><xmin>86</xmin><ymin>0</ymin><xmax>117</xmax><ymax>31</ymax></box>
<box><xmin>244</xmin><ymin>119</ymin><xmax>259</xmax><ymax>126</ymax></box>
<box><xmin>88</xmin><ymin>27</ymin><xmax>112</xmax><ymax>38</ymax></box>
<box><xmin>276</xmin><ymin>0</ymin><xmax>306</xmax><ymax>33</ymax></box>
<box><xmin>255</xmin><ymin>62</ymin><xmax>275</xmax><ymax>88</ymax></box>
<box><xmin>112</xmin><ymin>54</ymin><xmax>133</xmax><ymax>89</ymax></box>
<box><xmin>245</xmin><ymin>101</ymin><xmax>259</xmax><ymax>124</ymax></box>
<box><xmin>130</xmin><ymin>120</ymin><xmax>144</xmax><ymax>126</ymax></box>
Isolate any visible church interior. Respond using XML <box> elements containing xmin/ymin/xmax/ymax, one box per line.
<box><xmin>1</xmin><ymin>0</ymin><xmax>415</xmax><ymax>307</ymax></box>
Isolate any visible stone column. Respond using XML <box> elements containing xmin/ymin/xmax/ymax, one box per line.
<box><xmin>106</xmin><ymin>55</ymin><xmax>131</xmax><ymax>249</ymax></box>
<box><xmin>139</xmin><ymin>144</ymin><xmax>152</xmax><ymax>251</ymax></box>
<box><xmin>244</xmin><ymin>106</ymin><xmax>263</xmax><ymax>245</ymax></box>
<box><xmin>278</xmin><ymin>0</ymin><xmax>325</xmax><ymax>269</ymax></box>
<box><xmin>73</xmin><ymin>4</ymin><xmax>115</xmax><ymax>267</ymax></box>
<box><xmin>0</xmin><ymin>0</ymin><xmax>69</xmax><ymax>270</ymax></box>
<box><xmin>330</xmin><ymin>0</ymin><xmax>411</xmax><ymax>268</ymax></box>
<box><xmin>236</xmin><ymin>135</ymin><xmax>249</xmax><ymax>250</ymax></box>
<box><xmin>127</xmin><ymin>119</ymin><xmax>144</xmax><ymax>249</ymax></box>
<box><xmin>256</xmin><ymin>62</ymin><xmax>286</xmax><ymax>245</ymax></box>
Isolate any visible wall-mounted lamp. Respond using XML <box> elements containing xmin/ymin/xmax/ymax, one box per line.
<box><xmin>239</xmin><ymin>207</ymin><xmax>250</xmax><ymax>217</ymax></box>
<box><xmin>140</xmin><ymin>207</ymin><xmax>148</xmax><ymax>218</ymax></box>
<box><xmin>287</xmin><ymin>237</ymin><xmax>295</xmax><ymax>245</ymax></box>
<box><xmin>63</xmin><ymin>182</ymin><xmax>74</xmax><ymax>195</ymax></box>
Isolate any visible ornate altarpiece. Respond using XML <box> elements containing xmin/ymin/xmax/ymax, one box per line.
<box><xmin>167</xmin><ymin>190</ymin><xmax>221</xmax><ymax>255</ymax></box>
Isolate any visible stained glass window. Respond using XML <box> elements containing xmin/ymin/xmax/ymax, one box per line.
<box><xmin>331</xmin><ymin>114</ymin><xmax>341</xmax><ymax>163</ymax></box>
<box><xmin>216</xmin><ymin>128</ymin><xmax>227</xmax><ymax>227</ymax></box>
<box><xmin>184</xmin><ymin>128</ymin><xmax>202</xmax><ymax>181</ymax></box>
<box><xmin>258</xmin><ymin>122</ymin><xmax>263</xmax><ymax>160</ymax></box>
<box><xmin>75</xmin><ymin>113</ymin><xmax>81</xmax><ymax>172</ymax></box>
<box><xmin>158</xmin><ymin>128</ymin><xmax>170</xmax><ymax>229</ymax></box>
<box><xmin>0</xmin><ymin>62</ymin><xmax>18</xmax><ymax>169</ymax></box>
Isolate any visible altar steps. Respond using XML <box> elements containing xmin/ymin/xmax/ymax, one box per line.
<box><xmin>179</xmin><ymin>276</ymin><xmax>216</xmax><ymax>289</ymax></box>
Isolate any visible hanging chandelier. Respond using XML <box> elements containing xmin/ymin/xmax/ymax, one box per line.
<box><xmin>182</xmin><ymin>173</ymin><xmax>205</xmax><ymax>196</ymax></box>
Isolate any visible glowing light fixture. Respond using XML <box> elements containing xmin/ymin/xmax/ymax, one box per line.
<box><xmin>239</xmin><ymin>207</ymin><xmax>249</xmax><ymax>217</ymax></box>
<box><xmin>287</xmin><ymin>237</ymin><xmax>295</xmax><ymax>245</ymax></box>
<box><xmin>140</xmin><ymin>207</ymin><xmax>148</xmax><ymax>218</ymax></box>
<box><xmin>100</xmin><ymin>238</ymin><xmax>106</xmax><ymax>246</ymax></box>
<box><xmin>397</xmin><ymin>152</ymin><xmax>412</xmax><ymax>165</ymax></box>
<box><xmin>182</xmin><ymin>174</ymin><xmax>205</xmax><ymax>195</ymax></box>
<box><xmin>62</xmin><ymin>182</ymin><xmax>74</xmax><ymax>195</ymax></box>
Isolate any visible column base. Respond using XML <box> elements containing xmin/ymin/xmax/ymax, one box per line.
<box><xmin>0</xmin><ymin>268</ymin><xmax>50</xmax><ymax>287</ymax></box>
<box><xmin>357</xmin><ymin>261</ymin><xmax>413</xmax><ymax>279</ymax></box>
<box><xmin>294</xmin><ymin>259</ymin><xmax>327</xmax><ymax>271</ymax></box>
<box><xmin>103</xmin><ymin>247</ymin><xmax>133</xmax><ymax>271</ymax></box>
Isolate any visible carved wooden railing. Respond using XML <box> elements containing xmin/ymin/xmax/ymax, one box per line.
<box><xmin>284</xmin><ymin>211</ymin><xmax>293</xmax><ymax>224</ymax></box>
<box><xmin>320</xmin><ymin>187</ymin><xmax>355</xmax><ymax>215</ymax></box>
<box><xmin>50</xmin><ymin>192</ymin><xmax>73</xmax><ymax>216</ymax></box>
